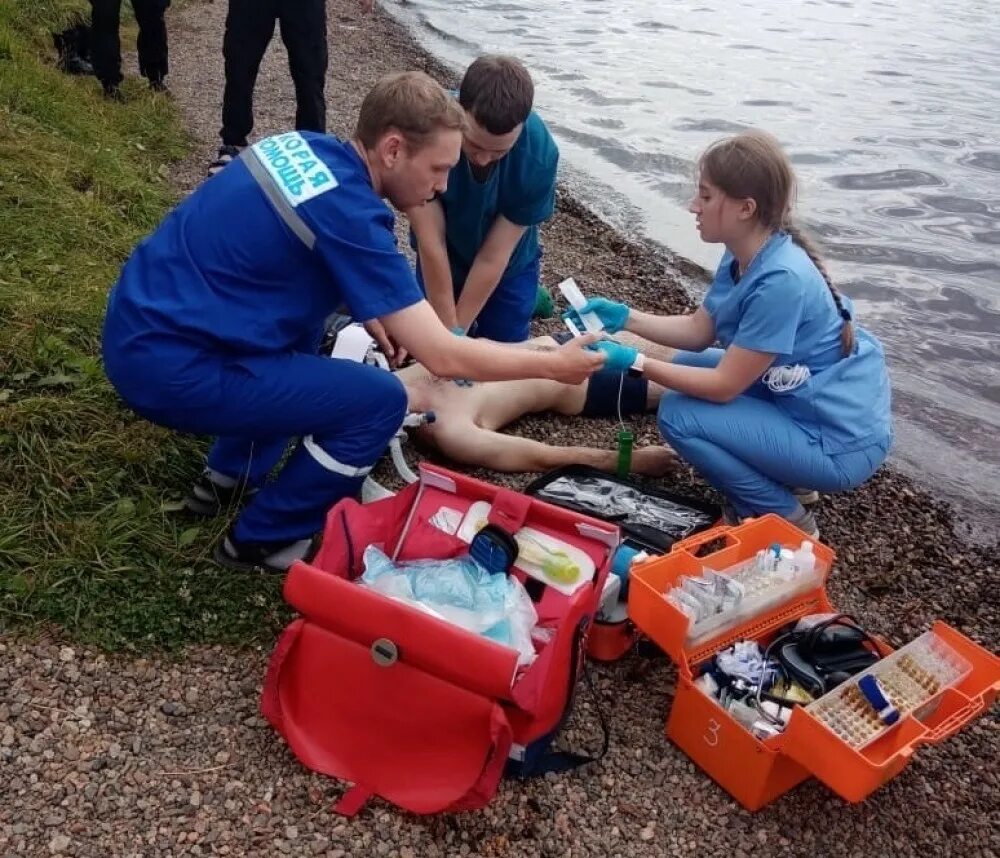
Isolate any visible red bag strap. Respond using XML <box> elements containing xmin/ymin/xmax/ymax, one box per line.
<box><xmin>487</xmin><ymin>489</ymin><xmax>531</xmax><ymax>533</ymax></box>
<box><xmin>334</xmin><ymin>784</ymin><xmax>373</xmax><ymax>817</ymax></box>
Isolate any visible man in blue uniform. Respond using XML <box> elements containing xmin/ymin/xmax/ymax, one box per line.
<box><xmin>102</xmin><ymin>71</ymin><xmax>604</xmax><ymax>573</ymax></box>
<box><xmin>407</xmin><ymin>55</ymin><xmax>559</xmax><ymax>342</ymax></box>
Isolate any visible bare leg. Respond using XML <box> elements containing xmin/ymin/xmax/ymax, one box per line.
<box><xmin>419</xmin><ymin>420</ymin><xmax>676</xmax><ymax>476</ymax></box>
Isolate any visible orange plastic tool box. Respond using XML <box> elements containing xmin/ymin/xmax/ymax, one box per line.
<box><xmin>628</xmin><ymin>515</ymin><xmax>1000</xmax><ymax>811</ymax></box>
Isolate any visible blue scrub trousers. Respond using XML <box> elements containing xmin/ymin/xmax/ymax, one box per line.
<box><xmin>416</xmin><ymin>252</ymin><xmax>541</xmax><ymax>342</ymax></box>
<box><xmin>112</xmin><ymin>349</ymin><xmax>406</xmax><ymax>544</ymax></box>
<box><xmin>657</xmin><ymin>349</ymin><xmax>890</xmax><ymax>518</ymax></box>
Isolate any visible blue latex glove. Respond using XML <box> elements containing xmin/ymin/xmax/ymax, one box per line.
<box><xmin>449</xmin><ymin>325</ymin><xmax>473</xmax><ymax>386</ymax></box>
<box><xmin>587</xmin><ymin>340</ymin><xmax>638</xmax><ymax>373</ymax></box>
<box><xmin>562</xmin><ymin>297</ymin><xmax>630</xmax><ymax>334</ymax></box>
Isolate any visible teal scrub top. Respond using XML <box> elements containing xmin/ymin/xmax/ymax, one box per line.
<box><xmin>438</xmin><ymin>110</ymin><xmax>559</xmax><ymax>277</ymax></box>
<box><xmin>702</xmin><ymin>231</ymin><xmax>893</xmax><ymax>454</ymax></box>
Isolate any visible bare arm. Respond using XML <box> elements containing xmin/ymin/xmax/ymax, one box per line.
<box><xmin>381</xmin><ymin>300</ymin><xmax>605</xmax><ymax>384</ymax></box>
<box><xmin>406</xmin><ymin>200</ymin><xmax>457</xmax><ymax>328</ymax></box>
<box><xmin>625</xmin><ymin>306</ymin><xmax>717</xmax><ymax>353</ymax></box>
<box><xmin>642</xmin><ymin>345</ymin><xmax>775</xmax><ymax>403</ymax></box>
<box><xmin>454</xmin><ymin>215</ymin><xmax>528</xmax><ymax>331</ymax></box>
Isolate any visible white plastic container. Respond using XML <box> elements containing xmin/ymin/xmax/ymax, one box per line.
<box><xmin>596</xmin><ymin>574</ymin><xmax>622</xmax><ymax>621</ymax></box>
<box><xmin>776</xmin><ymin>548</ymin><xmax>797</xmax><ymax>579</ymax></box>
<box><xmin>794</xmin><ymin>540</ymin><xmax>817</xmax><ymax>575</ymax></box>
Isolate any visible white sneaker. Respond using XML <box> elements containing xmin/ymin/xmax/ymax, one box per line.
<box><xmin>787</xmin><ymin>508</ymin><xmax>820</xmax><ymax>539</ymax></box>
<box><xmin>793</xmin><ymin>488</ymin><xmax>820</xmax><ymax>505</ymax></box>
<box><xmin>207</xmin><ymin>144</ymin><xmax>244</xmax><ymax>177</ymax></box>
<box><xmin>723</xmin><ymin>503</ymin><xmax>820</xmax><ymax>539</ymax></box>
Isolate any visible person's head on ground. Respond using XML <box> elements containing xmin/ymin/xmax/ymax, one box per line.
<box><xmin>691</xmin><ymin>130</ymin><xmax>855</xmax><ymax>354</ymax></box>
<box><xmin>458</xmin><ymin>55</ymin><xmax>534</xmax><ymax>168</ymax></box>
<box><xmin>355</xmin><ymin>71</ymin><xmax>466</xmax><ymax>210</ymax></box>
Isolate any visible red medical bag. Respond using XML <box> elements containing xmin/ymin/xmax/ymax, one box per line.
<box><xmin>261</xmin><ymin>465</ymin><xmax>618</xmax><ymax>815</ymax></box>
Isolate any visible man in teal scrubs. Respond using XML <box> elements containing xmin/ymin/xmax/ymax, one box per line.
<box><xmin>407</xmin><ymin>55</ymin><xmax>559</xmax><ymax>342</ymax></box>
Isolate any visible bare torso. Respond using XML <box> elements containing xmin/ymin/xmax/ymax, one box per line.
<box><xmin>396</xmin><ymin>337</ymin><xmax>583</xmax><ymax>432</ymax></box>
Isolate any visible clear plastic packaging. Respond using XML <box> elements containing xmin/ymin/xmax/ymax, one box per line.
<box><xmin>806</xmin><ymin>630</ymin><xmax>972</xmax><ymax>749</ymax></box>
<box><xmin>665</xmin><ymin>547</ymin><xmax>825</xmax><ymax>647</ymax></box>
<box><xmin>360</xmin><ymin>546</ymin><xmax>539</xmax><ymax>666</ymax></box>
<box><xmin>534</xmin><ymin>476</ymin><xmax>715</xmax><ymax>541</ymax></box>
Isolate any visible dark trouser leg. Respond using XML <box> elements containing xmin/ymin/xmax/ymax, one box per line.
<box><xmin>219</xmin><ymin>0</ymin><xmax>278</xmax><ymax>147</ymax></box>
<box><xmin>131</xmin><ymin>0</ymin><xmax>170</xmax><ymax>83</ymax></box>
<box><xmin>89</xmin><ymin>0</ymin><xmax>124</xmax><ymax>88</ymax></box>
<box><xmin>278</xmin><ymin>0</ymin><xmax>328</xmax><ymax>133</ymax></box>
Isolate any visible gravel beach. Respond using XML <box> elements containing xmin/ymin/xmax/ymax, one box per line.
<box><xmin>1</xmin><ymin>1</ymin><xmax>997</xmax><ymax>856</ymax></box>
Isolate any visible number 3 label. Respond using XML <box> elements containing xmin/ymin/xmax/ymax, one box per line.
<box><xmin>704</xmin><ymin>718</ymin><xmax>721</xmax><ymax>747</ymax></box>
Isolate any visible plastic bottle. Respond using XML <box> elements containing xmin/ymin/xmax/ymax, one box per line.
<box><xmin>776</xmin><ymin>548</ymin><xmax>797</xmax><ymax>579</ymax></box>
<box><xmin>794</xmin><ymin>540</ymin><xmax>817</xmax><ymax>575</ymax></box>
<box><xmin>611</xmin><ymin>544</ymin><xmax>648</xmax><ymax>598</ymax></box>
<box><xmin>616</xmin><ymin>429</ymin><xmax>633</xmax><ymax>478</ymax></box>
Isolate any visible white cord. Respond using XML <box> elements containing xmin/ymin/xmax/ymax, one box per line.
<box><xmin>761</xmin><ymin>364</ymin><xmax>811</xmax><ymax>393</ymax></box>
<box><xmin>616</xmin><ymin>371</ymin><xmax>625</xmax><ymax>430</ymax></box>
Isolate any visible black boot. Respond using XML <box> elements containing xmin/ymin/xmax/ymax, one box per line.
<box><xmin>54</xmin><ymin>23</ymin><xmax>95</xmax><ymax>76</ymax></box>
<box><xmin>101</xmin><ymin>81</ymin><xmax>125</xmax><ymax>102</ymax></box>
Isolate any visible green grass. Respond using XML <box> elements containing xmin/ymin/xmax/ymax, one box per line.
<box><xmin>0</xmin><ymin>0</ymin><xmax>290</xmax><ymax>649</ymax></box>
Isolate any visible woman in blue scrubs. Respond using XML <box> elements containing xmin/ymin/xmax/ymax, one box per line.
<box><xmin>566</xmin><ymin>131</ymin><xmax>892</xmax><ymax>536</ymax></box>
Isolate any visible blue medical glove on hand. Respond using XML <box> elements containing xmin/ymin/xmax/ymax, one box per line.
<box><xmin>562</xmin><ymin>297</ymin><xmax>630</xmax><ymax>334</ymax></box>
<box><xmin>587</xmin><ymin>340</ymin><xmax>638</xmax><ymax>373</ymax></box>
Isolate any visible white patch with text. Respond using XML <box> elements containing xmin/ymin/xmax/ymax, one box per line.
<box><xmin>252</xmin><ymin>132</ymin><xmax>337</xmax><ymax>206</ymax></box>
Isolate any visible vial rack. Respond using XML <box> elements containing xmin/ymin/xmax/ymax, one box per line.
<box><xmin>806</xmin><ymin>630</ymin><xmax>972</xmax><ymax>749</ymax></box>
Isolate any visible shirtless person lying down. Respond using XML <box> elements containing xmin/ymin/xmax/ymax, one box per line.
<box><xmin>394</xmin><ymin>332</ymin><xmax>676</xmax><ymax>476</ymax></box>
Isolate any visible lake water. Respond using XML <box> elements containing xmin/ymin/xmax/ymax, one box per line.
<box><xmin>383</xmin><ymin>0</ymin><xmax>1000</xmax><ymax>529</ymax></box>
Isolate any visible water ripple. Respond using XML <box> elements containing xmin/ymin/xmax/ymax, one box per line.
<box><xmin>828</xmin><ymin>169</ymin><xmax>945</xmax><ymax>190</ymax></box>
<box><xmin>386</xmin><ymin>0</ymin><xmax>1000</xmax><ymax>518</ymax></box>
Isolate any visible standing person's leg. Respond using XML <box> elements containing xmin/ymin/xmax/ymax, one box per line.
<box><xmin>214</xmin><ymin>0</ymin><xmax>278</xmax><ymax>172</ymax></box>
<box><xmin>131</xmin><ymin>0</ymin><xmax>170</xmax><ymax>88</ymax></box>
<box><xmin>277</xmin><ymin>0</ymin><xmax>328</xmax><ymax>133</ymax></box>
<box><xmin>471</xmin><ymin>253</ymin><xmax>541</xmax><ymax>343</ymax></box>
<box><xmin>89</xmin><ymin>0</ymin><xmax>124</xmax><ymax>96</ymax></box>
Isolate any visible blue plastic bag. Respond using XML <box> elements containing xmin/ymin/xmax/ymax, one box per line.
<box><xmin>360</xmin><ymin>546</ymin><xmax>538</xmax><ymax>665</ymax></box>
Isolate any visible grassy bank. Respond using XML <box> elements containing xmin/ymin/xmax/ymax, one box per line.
<box><xmin>0</xmin><ymin>0</ymin><xmax>289</xmax><ymax>649</ymax></box>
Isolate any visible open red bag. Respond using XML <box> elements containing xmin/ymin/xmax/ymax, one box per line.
<box><xmin>261</xmin><ymin>465</ymin><xmax>617</xmax><ymax>815</ymax></box>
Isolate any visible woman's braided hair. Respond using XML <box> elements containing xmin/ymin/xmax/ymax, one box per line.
<box><xmin>699</xmin><ymin>130</ymin><xmax>856</xmax><ymax>356</ymax></box>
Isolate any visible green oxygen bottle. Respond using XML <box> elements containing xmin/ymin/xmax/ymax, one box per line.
<box><xmin>616</xmin><ymin>429</ymin><xmax>633</xmax><ymax>478</ymax></box>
